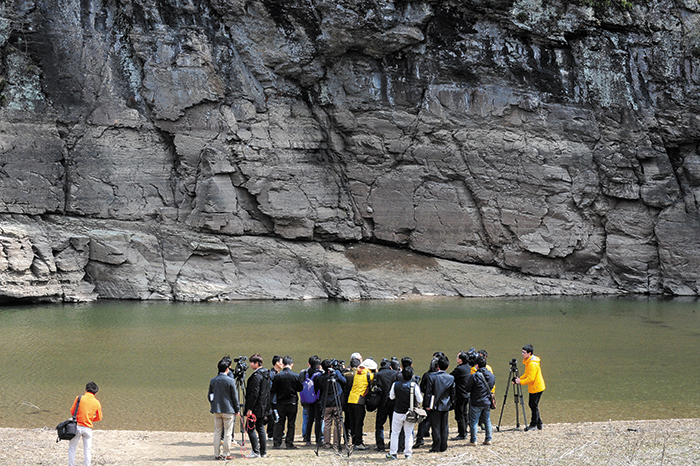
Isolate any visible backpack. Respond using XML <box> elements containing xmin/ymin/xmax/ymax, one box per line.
<box><xmin>300</xmin><ymin>371</ymin><xmax>320</xmax><ymax>404</ymax></box>
<box><xmin>365</xmin><ymin>373</ymin><xmax>383</xmax><ymax>412</ymax></box>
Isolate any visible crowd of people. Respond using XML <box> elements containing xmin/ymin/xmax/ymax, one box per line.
<box><xmin>206</xmin><ymin>345</ymin><xmax>546</xmax><ymax>461</ymax></box>
<box><xmin>60</xmin><ymin>345</ymin><xmax>544</xmax><ymax>465</ymax></box>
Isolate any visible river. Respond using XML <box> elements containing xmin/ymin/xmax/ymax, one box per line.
<box><xmin>1</xmin><ymin>296</ymin><xmax>698</xmax><ymax>432</ymax></box>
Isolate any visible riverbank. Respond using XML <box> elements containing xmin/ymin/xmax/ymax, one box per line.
<box><xmin>2</xmin><ymin>418</ymin><xmax>698</xmax><ymax>465</ymax></box>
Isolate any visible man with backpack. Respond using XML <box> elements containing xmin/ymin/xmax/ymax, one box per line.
<box><xmin>244</xmin><ymin>353</ymin><xmax>271</xmax><ymax>458</ymax></box>
<box><xmin>347</xmin><ymin>358</ymin><xmax>377</xmax><ymax>450</ymax></box>
<box><xmin>299</xmin><ymin>355</ymin><xmax>323</xmax><ymax>446</ymax></box>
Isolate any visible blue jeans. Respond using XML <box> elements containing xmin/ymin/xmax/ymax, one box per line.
<box><xmin>469</xmin><ymin>405</ymin><xmax>492</xmax><ymax>443</ymax></box>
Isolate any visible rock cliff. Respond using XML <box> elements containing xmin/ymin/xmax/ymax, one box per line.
<box><xmin>1</xmin><ymin>0</ymin><xmax>699</xmax><ymax>302</ymax></box>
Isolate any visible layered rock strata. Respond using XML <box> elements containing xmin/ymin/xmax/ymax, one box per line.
<box><xmin>0</xmin><ymin>0</ymin><xmax>699</xmax><ymax>301</ymax></box>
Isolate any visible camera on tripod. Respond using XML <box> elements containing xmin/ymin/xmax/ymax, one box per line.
<box><xmin>496</xmin><ymin>356</ymin><xmax>527</xmax><ymax>432</ymax></box>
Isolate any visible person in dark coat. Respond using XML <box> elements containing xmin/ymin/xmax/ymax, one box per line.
<box><xmin>450</xmin><ymin>351</ymin><xmax>472</xmax><ymax>440</ymax></box>
<box><xmin>465</xmin><ymin>355</ymin><xmax>496</xmax><ymax>446</ymax></box>
<box><xmin>424</xmin><ymin>355</ymin><xmax>455</xmax><ymax>453</ymax></box>
<box><xmin>267</xmin><ymin>355</ymin><xmax>283</xmax><ymax>439</ymax></box>
<box><xmin>315</xmin><ymin>359</ymin><xmax>348</xmax><ymax>450</ymax></box>
<box><xmin>299</xmin><ymin>355</ymin><xmax>323</xmax><ymax>446</ymax></box>
<box><xmin>270</xmin><ymin>355</ymin><xmax>302</xmax><ymax>449</ymax></box>
<box><xmin>245</xmin><ymin>353</ymin><xmax>271</xmax><ymax>458</ymax></box>
<box><xmin>373</xmin><ymin>358</ymin><xmax>399</xmax><ymax>451</ymax></box>
<box><xmin>413</xmin><ymin>353</ymin><xmax>442</xmax><ymax>448</ymax></box>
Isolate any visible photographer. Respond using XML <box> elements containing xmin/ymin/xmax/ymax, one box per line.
<box><xmin>515</xmin><ymin>344</ymin><xmax>546</xmax><ymax>431</ymax></box>
<box><xmin>314</xmin><ymin>359</ymin><xmax>347</xmax><ymax>450</ymax></box>
<box><xmin>270</xmin><ymin>356</ymin><xmax>302</xmax><ymax>449</ymax></box>
<box><xmin>244</xmin><ymin>353</ymin><xmax>271</xmax><ymax>458</ymax></box>
<box><xmin>465</xmin><ymin>355</ymin><xmax>495</xmax><ymax>446</ymax></box>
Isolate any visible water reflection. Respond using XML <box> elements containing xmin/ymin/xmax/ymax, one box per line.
<box><xmin>1</xmin><ymin>296</ymin><xmax>698</xmax><ymax>432</ymax></box>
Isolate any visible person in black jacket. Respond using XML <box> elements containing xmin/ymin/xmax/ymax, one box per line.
<box><xmin>299</xmin><ymin>355</ymin><xmax>323</xmax><ymax>446</ymax></box>
<box><xmin>373</xmin><ymin>358</ymin><xmax>400</xmax><ymax>451</ymax></box>
<box><xmin>314</xmin><ymin>359</ymin><xmax>347</xmax><ymax>450</ymax></box>
<box><xmin>413</xmin><ymin>353</ymin><xmax>442</xmax><ymax>448</ymax></box>
<box><xmin>244</xmin><ymin>353</ymin><xmax>271</xmax><ymax>458</ymax></box>
<box><xmin>424</xmin><ymin>354</ymin><xmax>455</xmax><ymax>453</ymax></box>
<box><xmin>450</xmin><ymin>351</ymin><xmax>471</xmax><ymax>440</ymax></box>
<box><xmin>267</xmin><ymin>355</ymin><xmax>283</xmax><ymax>439</ymax></box>
<box><xmin>270</xmin><ymin>355</ymin><xmax>302</xmax><ymax>449</ymax></box>
<box><xmin>465</xmin><ymin>355</ymin><xmax>495</xmax><ymax>446</ymax></box>
<box><xmin>342</xmin><ymin>357</ymin><xmax>361</xmax><ymax>440</ymax></box>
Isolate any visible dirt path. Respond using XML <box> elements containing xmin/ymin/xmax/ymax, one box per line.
<box><xmin>2</xmin><ymin>418</ymin><xmax>698</xmax><ymax>465</ymax></box>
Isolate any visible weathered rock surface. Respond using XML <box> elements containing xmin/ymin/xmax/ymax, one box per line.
<box><xmin>0</xmin><ymin>0</ymin><xmax>699</xmax><ymax>301</ymax></box>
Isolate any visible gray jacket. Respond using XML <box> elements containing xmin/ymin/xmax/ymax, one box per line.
<box><xmin>208</xmin><ymin>372</ymin><xmax>239</xmax><ymax>414</ymax></box>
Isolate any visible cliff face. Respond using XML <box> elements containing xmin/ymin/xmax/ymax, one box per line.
<box><xmin>1</xmin><ymin>0</ymin><xmax>699</xmax><ymax>302</ymax></box>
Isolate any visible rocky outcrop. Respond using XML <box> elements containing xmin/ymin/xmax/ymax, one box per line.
<box><xmin>0</xmin><ymin>0</ymin><xmax>699</xmax><ymax>302</ymax></box>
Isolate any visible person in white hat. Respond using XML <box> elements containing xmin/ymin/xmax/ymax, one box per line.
<box><xmin>346</xmin><ymin>358</ymin><xmax>377</xmax><ymax>450</ymax></box>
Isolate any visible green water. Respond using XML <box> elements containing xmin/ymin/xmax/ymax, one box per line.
<box><xmin>1</xmin><ymin>297</ymin><xmax>699</xmax><ymax>432</ymax></box>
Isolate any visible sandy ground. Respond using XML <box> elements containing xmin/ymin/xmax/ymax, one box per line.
<box><xmin>2</xmin><ymin>418</ymin><xmax>699</xmax><ymax>466</ymax></box>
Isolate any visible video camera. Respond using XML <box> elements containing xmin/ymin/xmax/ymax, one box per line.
<box><xmin>467</xmin><ymin>347</ymin><xmax>478</xmax><ymax>367</ymax></box>
<box><xmin>232</xmin><ymin>356</ymin><xmax>248</xmax><ymax>382</ymax></box>
<box><xmin>328</xmin><ymin>359</ymin><xmax>345</xmax><ymax>372</ymax></box>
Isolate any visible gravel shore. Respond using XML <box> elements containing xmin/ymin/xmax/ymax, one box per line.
<box><xmin>2</xmin><ymin>418</ymin><xmax>698</xmax><ymax>465</ymax></box>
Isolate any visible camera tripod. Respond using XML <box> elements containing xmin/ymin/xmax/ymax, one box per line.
<box><xmin>496</xmin><ymin>359</ymin><xmax>528</xmax><ymax>432</ymax></box>
<box><xmin>234</xmin><ymin>372</ymin><xmax>247</xmax><ymax>446</ymax></box>
<box><xmin>315</xmin><ymin>370</ymin><xmax>351</xmax><ymax>457</ymax></box>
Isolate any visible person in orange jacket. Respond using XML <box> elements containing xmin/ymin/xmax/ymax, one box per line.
<box><xmin>515</xmin><ymin>344</ymin><xmax>545</xmax><ymax>431</ymax></box>
<box><xmin>68</xmin><ymin>381</ymin><xmax>103</xmax><ymax>466</ymax></box>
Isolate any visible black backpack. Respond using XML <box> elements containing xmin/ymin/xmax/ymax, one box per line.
<box><xmin>364</xmin><ymin>373</ymin><xmax>382</xmax><ymax>412</ymax></box>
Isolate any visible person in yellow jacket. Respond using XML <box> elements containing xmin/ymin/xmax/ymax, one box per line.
<box><xmin>68</xmin><ymin>381</ymin><xmax>103</xmax><ymax>466</ymax></box>
<box><xmin>347</xmin><ymin>358</ymin><xmax>377</xmax><ymax>450</ymax></box>
<box><xmin>515</xmin><ymin>344</ymin><xmax>545</xmax><ymax>431</ymax></box>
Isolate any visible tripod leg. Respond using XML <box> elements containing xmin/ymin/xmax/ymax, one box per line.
<box><xmin>519</xmin><ymin>387</ymin><xmax>528</xmax><ymax>428</ymax></box>
<box><xmin>496</xmin><ymin>370</ymin><xmax>513</xmax><ymax>432</ymax></box>
<box><xmin>514</xmin><ymin>384</ymin><xmax>521</xmax><ymax>428</ymax></box>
